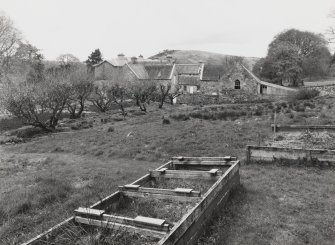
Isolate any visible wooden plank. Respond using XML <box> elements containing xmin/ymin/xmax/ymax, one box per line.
<box><xmin>208</xmin><ymin>169</ymin><xmax>219</xmax><ymax>175</ymax></box>
<box><xmin>122</xmin><ymin>191</ymin><xmax>202</xmax><ymax>202</ymax></box>
<box><xmin>150</xmin><ymin>170</ymin><xmax>223</xmax><ymax>179</ymax></box>
<box><xmin>134</xmin><ymin>216</ymin><xmax>166</xmax><ymax>227</ymax></box>
<box><xmin>173</xmin><ymin>160</ymin><xmax>232</xmax><ymax>166</ymax></box>
<box><xmin>102</xmin><ymin>214</ymin><xmax>170</xmax><ymax>232</ymax></box>
<box><xmin>174</xmin><ymin>188</ymin><xmax>193</xmax><ymax>194</ymax></box>
<box><xmin>119</xmin><ymin>186</ymin><xmax>200</xmax><ymax>197</ymax></box>
<box><xmin>124</xmin><ymin>184</ymin><xmax>140</xmax><ymax>190</ymax></box>
<box><xmin>74</xmin><ymin>216</ymin><xmax>167</xmax><ymax>239</ymax></box>
<box><xmin>172</xmin><ymin>156</ymin><xmax>236</xmax><ymax>161</ymax></box>
<box><xmin>157</xmin><ymin>167</ymin><xmax>168</xmax><ymax>173</ymax></box>
<box><xmin>158</xmin><ymin>161</ymin><xmax>240</xmax><ymax>245</ymax></box>
<box><xmin>74</xmin><ymin>207</ymin><xmax>105</xmax><ymax>217</ymax></box>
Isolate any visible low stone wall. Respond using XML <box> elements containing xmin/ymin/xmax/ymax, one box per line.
<box><xmin>176</xmin><ymin>90</ymin><xmax>271</xmax><ymax>105</ymax></box>
<box><xmin>246</xmin><ymin>145</ymin><xmax>335</xmax><ymax>165</ymax></box>
<box><xmin>271</xmin><ymin>124</ymin><xmax>335</xmax><ymax>132</ymax></box>
<box><xmin>306</xmin><ymin>84</ymin><xmax>335</xmax><ymax>96</ymax></box>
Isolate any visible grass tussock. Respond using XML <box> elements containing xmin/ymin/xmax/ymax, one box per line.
<box><xmin>41</xmin><ymin>222</ymin><xmax>159</xmax><ymax>245</ymax></box>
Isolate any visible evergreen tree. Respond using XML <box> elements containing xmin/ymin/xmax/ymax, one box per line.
<box><xmin>85</xmin><ymin>49</ymin><xmax>103</xmax><ymax>66</ymax></box>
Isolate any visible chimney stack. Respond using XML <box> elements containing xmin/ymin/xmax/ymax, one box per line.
<box><xmin>131</xmin><ymin>56</ymin><xmax>137</xmax><ymax>64</ymax></box>
<box><xmin>117</xmin><ymin>53</ymin><xmax>125</xmax><ymax>59</ymax></box>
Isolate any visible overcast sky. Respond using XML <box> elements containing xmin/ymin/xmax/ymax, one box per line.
<box><xmin>1</xmin><ymin>0</ymin><xmax>334</xmax><ymax>61</ymax></box>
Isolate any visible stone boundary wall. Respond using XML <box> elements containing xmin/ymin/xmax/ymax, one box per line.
<box><xmin>177</xmin><ymin>90</ymin><xmax>272</xmax><ymax>105</ymax></box>
<box><xmin>271</xmin><ymin>124</ymin><xmax>335</xmax><ymax>132</ymax></box>
<box><xmin>305</xmin><ymin>84</ymin><xmax>335</xmax><ymax>96</ymax></box>
<box><xmin>246</xmin><ymin>145</ymin><xmax>335</xmax><ymax>165</ymax></box>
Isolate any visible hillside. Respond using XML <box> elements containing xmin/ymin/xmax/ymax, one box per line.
<box><xmin>150</xmin><ymin>50</ymin><xmax>260</xmax><ymax>69</ymax></box>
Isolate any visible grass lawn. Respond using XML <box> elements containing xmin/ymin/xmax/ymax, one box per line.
<box><xmin>199</xmin><ymin>163</ymin><xmax>335</xmax><ymax>245</ymax></box>
<box><xmin>0</xmin><ymin>96</ymin><xmax>335</xmax><ymax>244</ymax></box>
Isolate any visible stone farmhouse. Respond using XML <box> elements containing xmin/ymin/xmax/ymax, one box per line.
<box><xmin>93</xmin><ymin>54</ymin><xmax>297</xmax><ymax>101</ymax></box>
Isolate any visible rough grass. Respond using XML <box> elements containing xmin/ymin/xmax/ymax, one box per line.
<box><xmin>41</xmin><ymin>223</ymin><xmax>159</xmax><ymax>245</ymax></box>
<box><xmin>198</xmin><ymin>163</ymin><xmax>335</xmax><ymax>245</ymax></box>
<box><xmin>0</xmin><ymin>97</ymin><xmax>334</xmax><ymax>244</ymax></box>
<box><xmin>145</xmin><ymin>178</ymin><xmax>216</xmax><ymax>194</ymax></box>
<box><xmin>108</xmin><ymin>196</ymin><xmax>197</xmax><ymax>225</ymax></box>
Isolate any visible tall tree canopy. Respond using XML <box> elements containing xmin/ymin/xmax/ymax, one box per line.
<box><xmin>253</xmin><ymin>29</ymin><xmax>332</xmax><ymax>86</ymax></box>
<box><xmin>85</xmin><ymin>49</ymin><xmax>103</xmax><ymax>67</ymax></box>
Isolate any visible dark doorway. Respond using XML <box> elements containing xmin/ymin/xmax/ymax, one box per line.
<box><xmin>234</xmin><ymin>80</ymin><xmax>240</xmax><ymax>89</ymax></box>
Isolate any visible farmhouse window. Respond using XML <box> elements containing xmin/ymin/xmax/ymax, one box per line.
<box><xmin>184</xmin><ymin>85</ymin><xmax>187</xmax><ymax>91</ymax></box>
<box><xmin>234</xmin><ymin>80</ymin><xmax>240</xmax><ymax>89</ymax></box>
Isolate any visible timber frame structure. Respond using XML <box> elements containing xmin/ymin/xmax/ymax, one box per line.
<box><xmin>246</xmin><ymin>145</ymin><xmax>335</xmax><ymax>165</ymax></box>
<box><xmin>23</xmin><ymin>156</ymin><xmax>240</xmax><ymax>245</ymax></box>
<box><xmin>271</xmin><ymin>124</ymin><xmax>335</xmax><ymax>132</ymax></box>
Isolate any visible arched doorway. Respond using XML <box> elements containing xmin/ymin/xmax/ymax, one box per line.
<box><xmin>234</xmin><ymin>80</ymin><xmax>240</xmax><ymax>89</ymax></box>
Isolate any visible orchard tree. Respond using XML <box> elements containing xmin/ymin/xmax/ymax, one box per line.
<box><xmin>128</xmin><ymin>79</ymin><xmax>157</xmax><ymax>112</ymax></box>
<box><xmin>156</xmin><ymin>81</ymin><xmax>182</xmax><ymax>108</ymax></box>
<box><xmin>67</xmin><ymin>66</ymin><xmax>93</xmax><ymax>118</ymax></box>
<box><xmin>167</xmin><ymin>83</ymin><xmax>182</xmax><ymax>105</ymax></box>
<box><xmin>109</xmin><ymin>83</ymin><xmax>128</xmax><ymax>117</ymax></box>
<box><xmin>89</xmin><ymin>82</ymin><xmax>113</xmax><ymax>112</ymax></box>
<box><xmin>0</xmin><ymin>71</ymin><xmax>71</xmax><ymax>131</ymax></box>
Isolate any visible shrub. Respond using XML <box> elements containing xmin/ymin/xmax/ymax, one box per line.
<box><xmin>70</xmin><ymin>120</ymin><xmax>93</xmax><ymax>130</ymax></box>
<box><xmin>254</xmin><ymin>107</ymin><xmax>263</xmax><ymax>116</ymax></box>
<box><xmin>170</xmin><ymin>113</ymin><xmax>190</xmax><ymax>121</ymax></box>
<box><xmin>162</xmin><ymin>118</ymin><xmax>171</xmax><ymax>124</ymax></box>
<box><xmin>290</xmin><ymin>89</ymin><xmax>320</xmax><ymax>101</ymax></box>
<box><xmin>107</xmin><ymin>126</ymin><xmax>115</xmax><ymax>132</ymax></box>
<box><xmin>274</xmin><ymin>135</ymin><xmax>285</xmax><ymax>141</ymax></box>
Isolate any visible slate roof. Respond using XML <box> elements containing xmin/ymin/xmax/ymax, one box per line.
<box><xmin>201</xmin><ymin>65</ymin><xmax>226</xmax><ymax>81</ymax></box>
<box><xmin>144</xmin><ymin>64</ymin><xmax>173</xmax><ymax>80</ymax></box>
<box><xmin>127</xmin><ymin>64</ymin><xmax>149</xmax><ymax>79</ymax></box>
<box><xmin>175</xmin><ymin>64</ymin><xmax>201</xmax><ymax>75</ymax></box>
<box><xmin>178</xmin><ymin>75</ymin><xmax>201</xmax><ymax>86</ymax></box>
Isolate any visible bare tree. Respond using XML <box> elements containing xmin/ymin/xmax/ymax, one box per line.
<box><xmin>89</xmin><ymin>82</ymin><xmax>114</xmax><ymax>112</ymax></box>
<box><xmin>109</xmin><ymin>83</ymin><xmax>128</xmax><ymax>117</ymax></box>
<box><xmin>0</xmin><ymin>71</ymin><xmax>71</xmax><ymax>131</ymax></box>
<box><xmin>128</xmin><ymin>80</ymin><xmax>157</xmax><ymax>112</ymax></box>
<box><xmin>67</xmin><ymin>66</ymin><xmax>93</xmax><ymax>118</ymax></box>
<box><xmin>167</xmin><ymin>83</ymin><xmax>182</xmax><ymax>105</ymax></box>
<box><xmin>56</xmin><ymin>53</ymin><xmax>81</xmax><ymax>69</ymax></box>
<box><xmin>327</xmin><ymin>11</ymin><xmax>335</xmax><ymax>44</ymax></box>
<box><xmin>158</xmin><ymin>82</ymin><xmax>171</xmax><ymax>108</ymax></box>
<box><xmin>0</xmin><ymin>14</ymin><xmax>21</xmax><ymax>76</ymax></box>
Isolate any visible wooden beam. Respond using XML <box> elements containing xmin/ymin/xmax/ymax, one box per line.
<box><xmin>121</xmin><ymin>191</ymin><xmax>202</xmax><ymax>202</ymax></box>
<box><xmin>74</xmin><ymin>216</ymin><xmax>167</xmax><ymax>239</ymax></box>
<box><xmin>150</xmin><ymin>169</ymin><xmax>223</xmax><ymax>179</ymax></box>
<box><xmin>101</xmin><ymin>214</ymin><xmax>170</xmax><ymax>232</ymax></box>
<box><xmin>158</xmin><ymin>161</ymin><xmax>240</xmax><ymax>245</ymax></box>
<box><xmin>74</xmin><ymin>207</ymin><xmax>105</xmax><ymax>217</ymax></box>
<box><xmin>119</xmin><ymin>186</ymin><xmax>201</xmax><ymax>197</ymax></box>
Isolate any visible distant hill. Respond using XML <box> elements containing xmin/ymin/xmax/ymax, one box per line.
<box><xmin>149</xmin><ymin>50</ymin><xmax>260</xmax><ymax>69</ymax></box>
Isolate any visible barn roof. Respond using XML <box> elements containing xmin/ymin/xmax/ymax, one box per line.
<box><xmin>178</xmin><ymin>75</ymin><xmax>201</xmax><ymax>86</ymax></box>
<box><xmin>175</xmin><ymin>64</ymin><xmax>201</xmax><ymax>75</ymax></box>
<box><xmin>144</xmin><ymin>64</ymin><xmax>173</xmax><ymax>80</ymax></box>
<box><xmin>201</xmin><ymin>65</ymin><xmax>226</xmax><ymax>81</ymax></box>
<box><xmin>127</xmin><ymin>63</ymin><xmax>149</xmax><ymax>79</ymax></box>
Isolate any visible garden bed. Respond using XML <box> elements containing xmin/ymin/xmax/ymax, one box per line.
<box><xmin>23</xmin><ymin>157</ymin><xmax>240</xmax><ymax>245</ymax></box>
<box><xmin>106</xmin><ymin>196</ymin><xmax>198</xmax><ymax>225</ymax></box>
<box><xmin>143</xmin><ymin>178</ymin><xmax>215</xmax><ymax>195</ymax></box>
